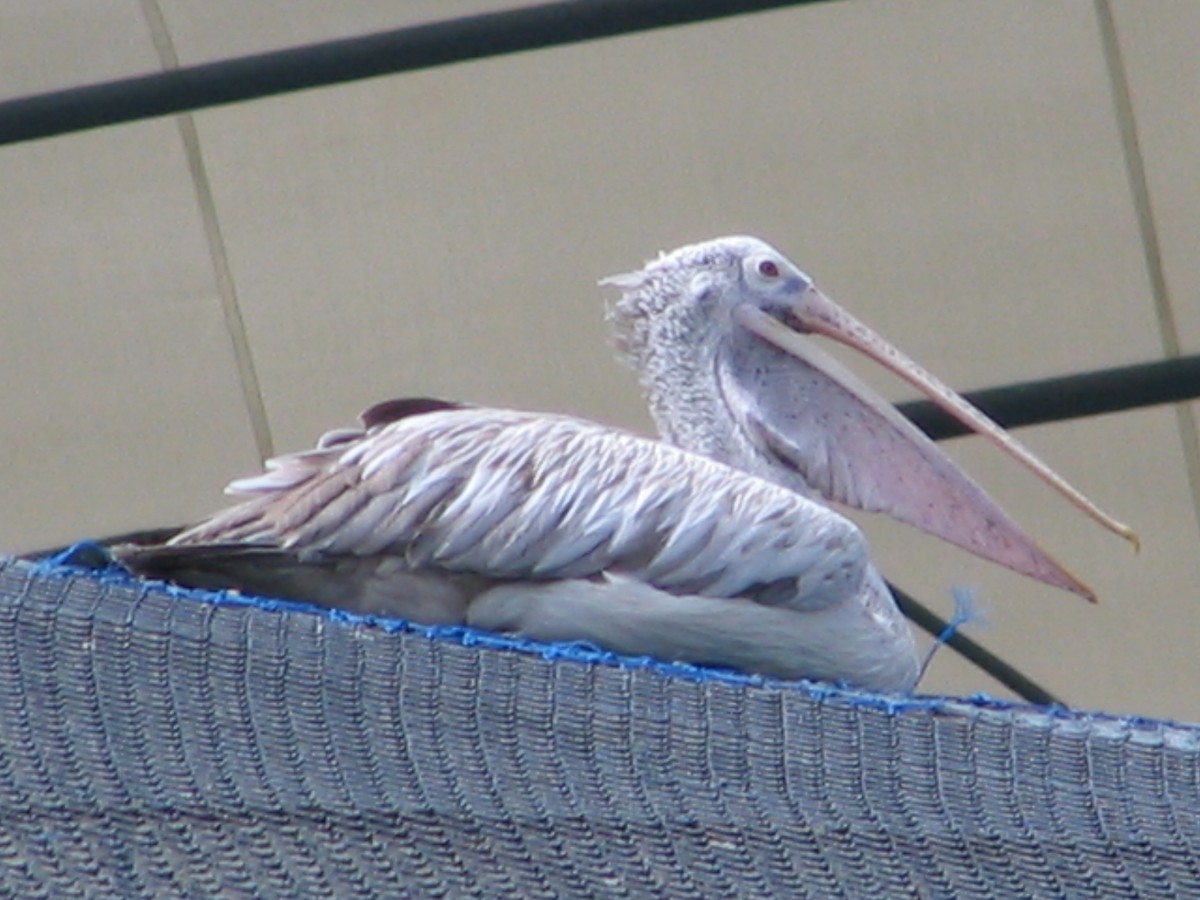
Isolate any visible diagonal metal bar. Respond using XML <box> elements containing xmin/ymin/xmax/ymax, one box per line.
<box><xmin>0</xmin><ymin>0</ymin><xmax>829</xmax><ymax>146</ymax></box>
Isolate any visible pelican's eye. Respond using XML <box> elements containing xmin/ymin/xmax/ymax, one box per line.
<box><xmin>757</xmin><ymin>259</ymin><xmax>781</xmax><ymax>278</ymax></box>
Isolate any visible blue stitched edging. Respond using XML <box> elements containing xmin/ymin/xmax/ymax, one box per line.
<box><xmin>19</xmin><ymin>546</ymin><xmax>1200</xmax><ymax>743</ymax></box>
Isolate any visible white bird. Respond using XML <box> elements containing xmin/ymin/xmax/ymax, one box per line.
<box><xmin>120</xmin><ymin>237</ymin><xmax>1136</xmax><ymax>692</ymax></box>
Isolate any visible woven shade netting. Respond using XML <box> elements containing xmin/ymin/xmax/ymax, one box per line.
<box><xmin>1</xmin><ymin>554</ymin><xmax>1198</xmax><ymax>897</ymax></box>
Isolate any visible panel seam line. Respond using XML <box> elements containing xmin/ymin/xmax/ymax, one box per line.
<box><xmin>139</xmin><ymin>0</ymin><xmax>275</xmax><ymax>462</ymax></box>
<box><xmin>1094</xmin><ymin>0</ymin><xmax>1200</xmax><ymax>529</ymax></box>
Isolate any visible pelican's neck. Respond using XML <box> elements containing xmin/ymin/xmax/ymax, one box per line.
<box><xmin>621</xmin><ymin>327</ymin><xmax>784</xmax><ymax>490</ymax></box>
<box><xmin>639</xmin><ymin>340</ymin><xmax>741</xmax><ymax>462</ymax></box>
<box><xmin>623</xmin><ymin>321</ymin><xmax>827</xmax><ymax>505</ymax></box>
<box><xmin>608</xmin><ymin>265</ymin><xmax>762</xmax><ymax>469</ymax></box>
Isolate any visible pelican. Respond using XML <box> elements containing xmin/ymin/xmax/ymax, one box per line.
<box><xmin>119</xmin><ymin>237</ymin><xmax>1135</xmax><ymax>692</ymax></box>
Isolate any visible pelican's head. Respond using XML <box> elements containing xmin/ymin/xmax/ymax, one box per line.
<box><xmin>604</xmin><ymin>236</ymin><xmax>1136</xmax><ymax>601</ymax></box>
<box><xmin>605</xmin><ymin>236</ymin><xmax>806</xmax><ymax>368</ymax></box>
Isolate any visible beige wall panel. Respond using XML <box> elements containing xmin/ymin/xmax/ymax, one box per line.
<box><xmin>190</xmin><ymin>41</ymin><xmax>725</xmax><ymax>451</ymax></box>
<box><xmin>198</xmin><ymin>0</ymin><xmax>1157</xmax><ymax>429</ymax></box>
<box><xmin>0</xmin><ymin>1</ymin><xmax>158</xmax><ymax>100</ymax></box>
<box><xmin>706</xmin><ymin>0</ymin><xmax>1160</xmax><ymax>389</ymax></box>
<box><xmin>1109</xmin><ymin>1</ymin><xmax>1200</xmax><ymax>351</ymax></box>
<box><xmin>0</xmin><ymin>124</ymin><xmax>261</xmax><ymax>552</ymax></box>
<box><xmin>3</xmin><ymin>2</ymin><xmax>1193</xmax><ymax>716</ymax></box>
<box><xmin>178</xmin><ymin>2</ymin><xmax>1194</xmax><ymax>714</ymax></box>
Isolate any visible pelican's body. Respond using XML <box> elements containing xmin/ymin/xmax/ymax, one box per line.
<box><xmin>121</xmin><ymin>237</ymin><xmax>1133</xmax><ymax>692</ymax></box>
<box><xmin>132</xmin><ymin>401</ymin><xmax>916</xmax><ymax>689</ymax></box>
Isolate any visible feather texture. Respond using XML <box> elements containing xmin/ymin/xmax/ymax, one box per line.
<box><xmin>174</xmin><ymin>406</ymin><xmax>870</xmax><ymax>612</ymax></box>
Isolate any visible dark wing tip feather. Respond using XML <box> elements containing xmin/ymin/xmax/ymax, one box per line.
<box><xmin>359</xmin><ymin>397</ymin><xmax>467</xmax><ymax>429</ymax></box>
<box><xmin>114</xmin><ymin>541</ymin><xmax>303</xmax><ymax>594</ymax></box>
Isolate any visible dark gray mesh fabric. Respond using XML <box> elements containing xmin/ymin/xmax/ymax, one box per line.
<box><xmin>1</xmin><ymin>555</ymin><xmax>1198</xmax><ymax>898</ymax></box>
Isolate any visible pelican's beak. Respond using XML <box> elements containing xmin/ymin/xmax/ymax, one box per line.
<box><xmin>734</xmin><ymin>284</ymin><xmax>1138</xmax><ymax>602</ymax></box>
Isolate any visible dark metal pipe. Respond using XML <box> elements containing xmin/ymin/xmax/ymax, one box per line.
<box><xmin>0</xmin><ymin>0</ymin><xmax>829</xmax><ymax>146</ymax></box>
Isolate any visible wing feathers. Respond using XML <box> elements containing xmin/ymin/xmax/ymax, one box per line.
<box><xmin>170</xmin><ymin>406</ymin><xmax>866</xmax><ymax>610</ymax></box>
